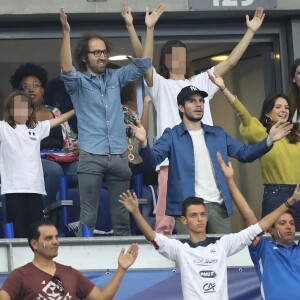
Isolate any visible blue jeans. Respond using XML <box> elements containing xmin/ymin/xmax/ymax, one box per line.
<box><xmin>42</xmin><ymin>159</ymin><xmax>78</xmax><ymax>207</ymax></box>
<box><xmin>262</xmin><ymin>184</ymin><xmax>299</xmax><ymax>230</ymax></box>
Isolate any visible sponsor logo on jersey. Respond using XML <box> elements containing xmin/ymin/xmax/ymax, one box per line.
<box><xmin>200</xmin><ymin>270</ymin><xmax>216</xmax><ymax>278</ymax></box>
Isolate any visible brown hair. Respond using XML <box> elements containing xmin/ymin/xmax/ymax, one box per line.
<box><xmin>259</xmin><ymin>93</ymin><xmax>300</xmax><ymax>144</ymax></box>
<box><xmin>74</xmin><ymin>33</ymin><xmax>111</xmax><ymax>72</ymax></box>
<box><xmin>3</xmin><ymin>91</ymin><xmax>37</xmax><ymax>129</ymax></box>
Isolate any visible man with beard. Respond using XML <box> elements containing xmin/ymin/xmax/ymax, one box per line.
<box><xmin>0</xmin><ymin>220</ymin><xmax>139</xmax><ymax>299</ymax></box>
<box><xmin>129</xmin><ymin>85</ymin><xmax>292</xmax><ymax>234</ymax></box>
<box><xmin>59</xmin><ymin>8</ymin><xmax>151</xmax><ymax>236</ymax></box>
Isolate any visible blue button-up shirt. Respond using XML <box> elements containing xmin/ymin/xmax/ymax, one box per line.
<box><xmin>61</xmin><ymin>57</ymin><xmax>151</xmax><ymax>155</ymax></box>
<box><xmin>140</xmin><ymin>122</ymin><xmax>271</xmax><ymax>216</ymax></box>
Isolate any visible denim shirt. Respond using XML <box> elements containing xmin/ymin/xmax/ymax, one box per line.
<box><xmin>140</xmin><ymin>122</ymin><xmax>271</xmax><ymax>216</ymax></box>
<box><xmin>61</xmin><ymin>57</ymin><xmax>151</xmax><ymax>155</ymax></box>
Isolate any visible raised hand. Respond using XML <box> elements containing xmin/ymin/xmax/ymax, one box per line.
<box><xmin>207</xmin><ymin>71</ymin><xmax>225</xmax><ymax>90</ymax></box>
<box><xmin>292</xmin><ymin>184</ymin><xmax>300</xmax><ymax>203</ymax></box>
<box><xmin>130</xmin><ymin>120</ymin><xmax>147</xmax><ymax>144</ymax></box>
<box><xmin>145</xmin><ymin>3</ymin><xmax>165</xmax><ymax>29</ymax></box>
<box><xmin>118</xmin><ymin>243</ymin><xmax>139</xmax><ymax>270</ymax></box>
<box><xmin>217</xmin><ymin>152</ymin><xmax>234</xmax><ymax>181</ymax></box>
<box><xmin>268</xmin><ymin>121</ymin><xmax>293</xmax><ymax>144</ymax></box>
<box><xmin>60</xmin><ymin>7</ymin><xmax>70</xmax><ymax>33</ymax></box>
<box><xmin>246</xmin><ymin>7</ymin><xmax>265</xmax><ymax>33</ymax></box>
<box><xmin>121</xmin><ymin>0</ymin><xmax>133</xmax><ymax>26</ymax></box>
<box><xmin>119</xmin><ymin>190</ymin><xmax>139</xmax><ymax>213</ymax></box>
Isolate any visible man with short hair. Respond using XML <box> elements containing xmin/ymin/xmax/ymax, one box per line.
<box><xmin>129</xmin><ymin>84</ymin><xmax>291</xmax><ymax>234</ymax></box>
<box><xmin>59</xmin><ymin>8</ymin><xmax>151</xmax><ymax>236</ymax></box>
<box><xmin>0</xmin><ymin>220</ymin><xmax>138</xmax><ymax>300</ymax></box>
<box><xmin>119</xmin><ymin>177</ymin><xmax>300</xmax><ymax>299</ymax></box>
<box><xmin>218</xmin><ymin>152</ymin><xmax>300</xmax><ymax>300</ymax></box>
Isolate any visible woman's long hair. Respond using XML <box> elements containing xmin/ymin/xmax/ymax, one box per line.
<box><xmin>289</xmin><ymin>58</ymin><xmax>300</xmax><ymax>115</ymax></box>
<box><xmin>158</xmin><ymin>40</ymin><xmax>191</xmax><ymax>79</ymax></box>
<box><xmin>259</xmin><ymin>93</ymin><xmax>299</xmax><ymax>144</ymax></box>
<box><xmin>3</xmin><ymin>91</ymin><xmax>37</xmax><ymax>129</ymax></box>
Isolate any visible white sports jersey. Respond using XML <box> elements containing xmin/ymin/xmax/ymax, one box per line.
<box><xmin>154</xmin><ymin>224</ymin><xmax>262</xmax><ymax>299</ymax></box>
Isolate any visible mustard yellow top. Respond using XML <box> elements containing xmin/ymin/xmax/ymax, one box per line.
<box><xmin>231</xmin><ymin>98</ymin><xmax>300</xmax><ymax>184</ymax></box>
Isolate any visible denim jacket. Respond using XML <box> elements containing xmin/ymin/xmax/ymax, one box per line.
<box><xmin>140</xmin><ymin>122</ymin><xmax>271</xmax><ymax>216</ymax></box>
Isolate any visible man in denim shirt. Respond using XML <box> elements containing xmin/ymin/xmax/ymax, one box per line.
<box><xmin>59</xmin><ymin>8</ymin><xmax>151</xmax><ymax>236</ymax></box>
<box><xmin>131</xmin><ymin>85</ymin><xmax>292</xmax><ymax>234</ymax></box>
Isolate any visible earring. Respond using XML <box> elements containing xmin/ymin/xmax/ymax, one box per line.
<box><xmin>265</xmin><ymin>116</ymin><xmax>272</xmax><ymax>125</ymax></box>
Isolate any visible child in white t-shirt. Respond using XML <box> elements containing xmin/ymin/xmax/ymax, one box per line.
<box><xmin>0</xmin><ymin>92</ymin><xmax>74</xmax><ymax>238</ymax></box>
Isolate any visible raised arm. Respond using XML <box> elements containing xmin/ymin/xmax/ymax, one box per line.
<box><xmin>49</xmin><ymin>109</ymin><xmax>75</xmax><ymax>129</ymax></box>
<box><xmin>60</xmin><ymin>8</ymin><xmax>73</xmax><ymax>74</ymax></box>
<box><xmin>86</xmin><ymin>244</ymin><xmax>139</xmax><ymax>300</ymax></box>
<box><xmin>258</xmin><ymin>185</ymin><xmax>300</xmax><ymax>236</ymax></box>
<box><xmin>142</xmin><ymin>3</ymin><xmax>164</xmax><ymax>87</ymax></box>
<box><xmin>122</xmin><ymin>1</ymin><xmax>164</xmax><ymax>87</ymax></box>
<box><xmin>208</xmin><ymin>70</ymin><xmax>293</xmax><ymax>147</ymax></box>
<box><xmin>207</xmin><ymin>70</ymin><xmax>236</xmax><ymax>104</ymax></box>
<box><xmin>217</xmin><ymin>152</ymin><xmax>257</xmax><ymax>228</ymax></box>
<box><xmin>215</xmin><ymin>7</ymin><xmax>265</xmax><ymax>76</ymax></box>
<box><xmin>121</xmin><ymin>0</ymin><xmax>143</xmax><ymax>58</ymax></box>
<box><xmin>140</xmin><ymin>95</ymin><xmax>152</xmax><ymax>135</ymax></box>
<box><xmin>119</xmin><ymin>190</ymin><xmax>155</xmax><ymax>241</ymax></box>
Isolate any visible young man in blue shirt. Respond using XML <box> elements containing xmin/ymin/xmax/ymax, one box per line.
<box><xmin>130</xmin><ymin>84</ymin><xmax>292</xmax><ymax>234</ymax></box>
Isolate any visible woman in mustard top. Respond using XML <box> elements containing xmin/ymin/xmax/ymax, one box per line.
<box><xmin>208</xmin><ymin>71</ymin><xmax>300</xmax><ymax>229</ymax></box>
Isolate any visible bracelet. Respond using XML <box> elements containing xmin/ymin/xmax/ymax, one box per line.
<box><xmin>220</xmin><ymin>86</ymin><xmax>226</xmax><ymax>91</ymax></box>
<box><xmin>284</xmin><ymin>199</ymin><xmax>293</xmax><ymax>209</ymax></box>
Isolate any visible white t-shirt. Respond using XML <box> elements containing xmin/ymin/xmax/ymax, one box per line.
<box><xmin>154</xmin><ymin>223</ymin><xmax>262</xmax><ymax>300</ymax></box>
<box><xmin>189</xmin><ymin>129</ymin><xmax>222</xmax><ymax>204</ymax></box>
<box><xmin>0</xmin><ymin>120</ymin><xmax>50</xmax><ymax>194</ymax></box>
<box><xmin>145</xmin><ymin>67</ymin><xmax>219</xmax><ymax>167</ymax></box>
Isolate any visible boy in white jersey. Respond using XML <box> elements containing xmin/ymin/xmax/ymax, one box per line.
<box><xmin>119</xmin><ymin>166</ymin><xmax>300</xmax><ymax>300</ymax></box>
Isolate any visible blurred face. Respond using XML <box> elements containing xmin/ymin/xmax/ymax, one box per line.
<box><xmin>181</xmin><ymin>204</ymin><xmax>207</xmax><ymax>234</ymax></box>
<box><xmin>270</xmin><ymin>213</ymin><xmax>295</xmax><ymax>247</ymax></box>
<box><xmin>85</xmin><ymin>38</ymin><xmax>109</xmax><ymax>75</ymax></box>
<box><xmin>31</xmin><ymin>225</ymin><xmax>60</xmax><ymax>259</ymax></box>
<box><xmin>165</xmin><ymin>47</ymin><xmax>186</xmax><ymax>75</ymax></box>
<box><xmin>179</xmin><ymin>94</ymin><xmax>204</xmax><ymax>122</ymax></box>
<box><xmin>20</xmin><ymin>75</ymin><xmax>44</xmax><ymax>106</ymax></box>
<box><xmin>265</xmin><ymin>97</ymin><xmax>290</xmax><ymax>123</ymax></box>
<box><xmin>10</xmin><ymin>95</ymin><xmax>32</xmax><ymax>124</ymax></box>
<box><xmin>292</xmin><ymin>64</ymin><xmax>300</xmax><ymax>88</ymax></box>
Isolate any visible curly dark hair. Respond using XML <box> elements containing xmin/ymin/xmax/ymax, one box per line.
<box><xmin>158</xmin><ymin>40</ymin><xmax>191</xmax><ymax>79</ymax></box>
<box><xmin>74</xmin><ymin>33</ymin><xmax>111</xmax><ymax>72</ymax></box>
<box><xmin>259</xmin><ymin>93</ymin><xmax>300</xmax><ymax>144</ymax></box>
<box><xmin>10</xmin><ymin>63</ymin><xmax>48</xmax><ymax>91</ymax></box>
